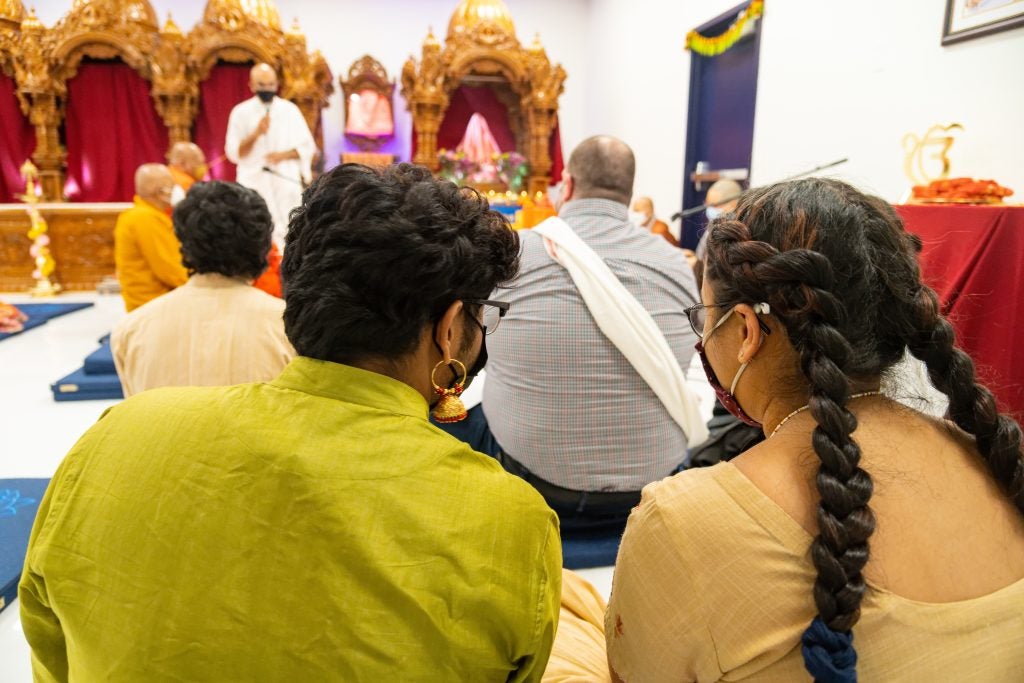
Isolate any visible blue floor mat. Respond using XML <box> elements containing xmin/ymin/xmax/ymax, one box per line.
<box><xmin>83</xmin><ymin>342</ymin><xmax>116</xmax><ymax>375</ymax></box>
<box><xmin>0</xmin><ymin>302</ymin><xmax>94</xmax><ymax>342</ymax></box>
<box><xmin>51</xmin><ymin>366</ymin><xmax>123</xmax><ymax>402</ymax></box>
<box><xmin>1</xmin><ymin>478</ymin><xmax>50</xmax><ymax>613</ymax></box>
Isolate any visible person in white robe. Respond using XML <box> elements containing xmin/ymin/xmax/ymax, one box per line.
<box><xmin>225</xmin><ymin>63</ymin><xmax>316</xmax><ymax>248</ymax></box>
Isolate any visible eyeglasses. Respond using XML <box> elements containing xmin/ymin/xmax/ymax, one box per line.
<box><xmin>463</xmin><ymin>299</ymin><xmax>510</xmax><ymax>335</ymax></box>
<box><xmin>684</xmin><ymin>303</ymin><xmax>772</xmax><ymax>340</ymax></box>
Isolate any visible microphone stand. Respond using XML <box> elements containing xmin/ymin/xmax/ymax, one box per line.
<box><xmin>262</xmin><ymin>165</ymin><xmax>306</xmax><ymax>188</ymax></box>
<box><xmin>671</xmin><ymin>158</ymin><xmax>849</xmax><ymax>221</ymax></box>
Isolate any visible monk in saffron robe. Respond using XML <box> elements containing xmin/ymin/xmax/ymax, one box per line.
<box><xmin>167</xmin><ymin>142</ymin><xmax>208</xmax><ymax>205</ymax></box>
<box><xmin>114</xmin><ymin>164</ymin><xmax>188</xmax><ymax>312</ymax></box>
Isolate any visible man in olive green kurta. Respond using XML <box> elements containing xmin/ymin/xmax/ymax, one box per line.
<box><xmin>20</xmin><ymin>163</ymin><xmax>560</xmax><ymax>681</ymax></box>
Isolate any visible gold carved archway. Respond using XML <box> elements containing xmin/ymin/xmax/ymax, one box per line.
<box><xmin>401</xmin><ymin>0</ymin><xmax>566</xmax><ymax>194</ymax></box>
<box><xmin>1</xmin><ymin>0</ymin><xmax>333</xmax><ymax>201</ymax></box>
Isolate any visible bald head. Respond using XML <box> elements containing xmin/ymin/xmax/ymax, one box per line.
<box><xmin>135</xmin><ymin>164</ymin><xmax>174</xmax><ymax>209</ymax></box>
<box><xmin>250</xmin><ymin>63</ymin><xmax>278</xmax><ymax>94</ymax></box>
<box><xmin>706</xmin><ymin>179</ymin><xmax>742</xmax><ymax>212</ymax></box>
<box><xmin>631</xmin><ymin>196</ymin><xmax>653</xmax><ymax>214</ymax></box>
<box><xmin>167</xmin><ymin>142</ymin><xmax>206</xmax><ymax>177</ymax></box>
<box><xmin>566</xmin><ymin>136</ymin><xmax>635</xmax><ymax>206</ymax></box>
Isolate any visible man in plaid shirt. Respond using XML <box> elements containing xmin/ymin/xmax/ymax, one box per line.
<box><xmin>479</xmin><ymin>136</ymin><xmax>701</xmax><ymax>533</ymax></box>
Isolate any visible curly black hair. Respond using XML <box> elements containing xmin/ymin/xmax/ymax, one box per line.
<box><xmin>173</xmin><ymin>181</ymin><xmax>273</xmax><ymax>280</ymax></box>
<box><xmin>704</xmin><ymin>178</ymin><xmax>1023</xmax><ymax>680</ymax></box>
<box><xmin>281</xmin><ymin>163</ymin><xmax>520</xmax><ymax>364</ymax></box>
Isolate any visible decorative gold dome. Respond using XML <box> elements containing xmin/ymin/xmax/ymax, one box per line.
<box><xmin>447</xmin><ymin>0</ymin><xmax>515</xmax><ymax>41</ymax></box>
<box><xmin>203</xmin><ymin>0</ymin><xmax>282</xmax><ymax>31</ymax></box>
<box><xmin>66</xmin><ymin>0</ymin><xmax>159</xmax><ymax>29</ymax></box>
<box><xmin>161</xmin><ymin>12</ymin><xmax>182</xmax><ymax>36</ymax></box>
<box><xmin>0</xmin><ymin>0</ymin><xmax>25</xmax><ymax>30</ymax></box>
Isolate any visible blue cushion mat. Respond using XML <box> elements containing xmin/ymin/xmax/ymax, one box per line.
<box><xmin>51</xmin><ymin>366</ymin><xmax>123</xmax><ymax>402</ymax></box>
<box><xmin>0</xmin><ymin>302</ymin><xmax>94</xmax><ymax>342</ymax></box>
<box><xmin>83</xmin><ymin>342</ymin><xmax>116</xmax><ymax>376</ymax></box>
<box><xmin>0</xmin><ymin>478</ymin><xmax>50</xmax><ymax>613</ymax></box>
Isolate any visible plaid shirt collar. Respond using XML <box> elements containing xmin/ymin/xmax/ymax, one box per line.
<box><xmin>558</xmin><ymin>198</ymin><xmax>629</xmax><ymax>226</ymax></box>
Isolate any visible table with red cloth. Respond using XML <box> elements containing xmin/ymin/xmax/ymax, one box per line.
<box><xmin>896</xmin><ymin>204</ymin><xmax>1024</xmax><ymax>420</ymax></box>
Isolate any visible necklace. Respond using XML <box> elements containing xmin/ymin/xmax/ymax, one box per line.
<box><xmin>768</xmin><ymin>391</ymin><xmax>883</xmax><ymax>439</ymax></box>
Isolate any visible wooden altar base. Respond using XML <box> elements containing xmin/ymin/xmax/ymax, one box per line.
<box><xmin>0</xmin><ymin>203</ymin><xmax>128</xmax><ymax>292</ymax></box>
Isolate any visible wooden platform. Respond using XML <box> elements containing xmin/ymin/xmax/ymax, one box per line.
<box><xmin>0</xmin><ymin>203</ymin><xmax>128</xmax><ymax>292</ymax></box>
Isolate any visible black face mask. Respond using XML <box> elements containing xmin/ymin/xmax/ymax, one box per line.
<box><xmin>256</xmin><ymin>90</ymin><xmax>275</xmax><ymax>104</ymax></box>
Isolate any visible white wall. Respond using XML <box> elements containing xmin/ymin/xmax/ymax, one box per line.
<box><xmin>28</xmin><ymin>0</ymin><xmax>590</xmax><ymax>171</ymax></box>
<box><xmin>584</xmin><ymin>0</ymin><xmax>740</xmax><ymax>231</ymax></box>
<box><xmin>583</xmin><ymin>0</ymin><xmax>1024</xmax><ymax>214</ymax></box>
<box><xmin>750</xmin><ymin>0</ymin><xmax>1024</xmax><ymax>201</ymax></box>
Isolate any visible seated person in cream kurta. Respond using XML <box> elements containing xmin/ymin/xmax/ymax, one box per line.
<box><xmin>20</xmin><ymin>163</ymin><xmax>560</xmax><ymax>682</ymax></box>
<box><xmin>602</xmin><ymin>179</ymin><xmax>1024</xmax><ymax>681</ymax></box>
<box><xmin>112</xmin><ymin>181</ymin><xmax>293</xmax><ymax>397</ymax></box>
<box><xmin>225</xmin><ymin>63</ymin><xmax>316</xmax><ymax>249</ymax></box>
<box><xmin>114</xmin><ymin>164</ymin><xmax>188</xmax><ymax>311</ymax></box>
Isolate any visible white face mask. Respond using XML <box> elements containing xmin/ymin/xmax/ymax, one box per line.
<box><xmin>629</xmin><ymin>210</ymin><xmax>650</xmax><ymax>227</ymax></box>
<box><xmin>705</xmin><ymin>205</ymin><xmax>724</xmax><ymax>221</ymax></box>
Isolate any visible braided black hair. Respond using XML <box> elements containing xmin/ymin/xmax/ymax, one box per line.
<box><xmin>704</xmin><ymin>178</ymin><xmax>1024</xmax><ymax>680</ymax></box>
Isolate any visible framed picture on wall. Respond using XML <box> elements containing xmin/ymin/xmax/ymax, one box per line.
<box><xmin>943</xmin><ymin>0</ymin><xmax>1024</xmax><ymax>45</ymax></box>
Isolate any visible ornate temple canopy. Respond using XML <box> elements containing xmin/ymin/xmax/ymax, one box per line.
<box><xmin>0</xmin><ymin>0</ymin><xmax>333</xmax><ymax>200</ymax></box>
<box><xmin>401</xmin><ymin>0</ymin><xmax>566</xmax><ymax>193</ymax></box>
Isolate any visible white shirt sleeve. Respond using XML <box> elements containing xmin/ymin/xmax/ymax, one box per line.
<box><xmin>224</xmin><ymin>103</ymin><xmax>246</xmax><ymax>165</ymax></box>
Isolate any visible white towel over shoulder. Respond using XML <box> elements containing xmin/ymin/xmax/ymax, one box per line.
<box><xmin>532</xmin><ymin>217</ymin><xmax>709</xmax><ymax>447</ymax></box>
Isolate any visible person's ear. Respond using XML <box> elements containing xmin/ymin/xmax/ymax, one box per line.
<box><xmin>733</xmin><ymin>303</ymin><xmax>766</xmax><ymax>363</ymax></box>
<box><xmin>433</xmin><ymin>300</ymin><xmax>465</xmax><ymax>363</ymax></box>
<box><xmin>562</xmin><ymin>172</ymin><xmax>574</xmax><ymax>202</ymax></box>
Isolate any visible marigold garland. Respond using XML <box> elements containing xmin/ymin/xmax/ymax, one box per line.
<box><xmin>685</xmin><ymin>0</ymin><xmax>763</xmax><ymax>57</ymax></box>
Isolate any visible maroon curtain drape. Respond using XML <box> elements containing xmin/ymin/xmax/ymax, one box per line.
<box><xmin>0</xmin><ymin>74</ymin><xmax>37</xmax><ymax>203</ymax></box>
<box><xmin>193</xmin><ymin>63</ymin><xmax>252</xmax><ymax>182</ymax></box>
<box><xmin>64</xmin><ymin>61</ymin><xmax>168</xmax><ymax>202</ymax></box>
<box><xmin>549</xmin><ymin>119</ymin><xmax>564</xmax><ymax>181</ymax></box>
<box><xmin>437</xmin><ymin>85</ymin><xmax>516</xmax><ymax>152</ymax></box>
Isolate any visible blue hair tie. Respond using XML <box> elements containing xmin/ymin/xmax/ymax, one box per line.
<box><xmin>801</xmin><ymin>616</ymin><xmax>857</xmax><ymax>682</ymax></box>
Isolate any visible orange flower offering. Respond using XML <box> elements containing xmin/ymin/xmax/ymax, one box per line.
<box><xmin>0</xmin><ymin>301</ymin><xmax>28</xmax><ymax>334</ymax></box>
<box><xmin>912</xmin><ymin>177</ymin><xmax>1014</xmax><ymax>203</ymax></box>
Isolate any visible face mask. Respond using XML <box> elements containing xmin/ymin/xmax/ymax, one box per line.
<box><xmin>464</xmin><ymin>333</ymin><xmax>487</xmax><ymax>390</ymax></box>
<box><xmin>694</xmin><ymin>304</ymin><xmax>770</xmax><ymax>429</ymax></box>
<box><xmin>628</xmin><ymin>211</ymin><xmax>650</xmax><ymax>227</ymax></box>
<box><xmin>706</xmin><ymin>205</ymin><xmax>724</xmax><ymax>221</ymax></box>
<box><xmin>256</xmin><ymin>90</ymin><xmax>275</xmax><ymax>104</ymax></box>
<box><xmin>193</xmin><ymin>163</ymin><xmax>209</xmax><ymax>181</ymax></box>
<box><xmin>432</xmin><ymin>316</ymin><xmax>489</xmax><ymax>395</ymax></box>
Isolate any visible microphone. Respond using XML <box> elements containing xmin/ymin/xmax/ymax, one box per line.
<box><xmin>672</xmin><ymin>158</ymin><xmax>849</xmax><ymax>221</ymax></box>
<box><xmin>262</xmin><ymin>166</ymin><xmax>305</xmax><ymax>186</ymax></box>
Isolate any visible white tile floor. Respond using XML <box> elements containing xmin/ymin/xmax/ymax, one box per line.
<box><xmin>0</xmin><ymin>292</ymin><xmax>613</xmax><ymax>679</ymax></box>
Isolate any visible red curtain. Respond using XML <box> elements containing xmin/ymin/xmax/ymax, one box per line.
<box><xmin>412</xmin><ymin>84</ymin><xmax>564</xmax><ymax>184</ymax></box>
<box><xmin>194</xmin><ymin>63</ymin><xmax>252</xmax><ymax>182</ymax></box>
<box><xmin>64</xmin><ymin>61</ymin><xmax>168</xmax><ymax>202</ymax></box>
<box><xmin>549</xmin><ymin>120</ymin><xmax>564</xmax><ymax>181</ymax></box>
<box><xmin>437</xmin><ymin>85</ymin><xmax>516</xmax><ymax>152</ymax></box>
<box><xmin>1</xmin><ymin>74</ymin><xmax>37</xmax><ymax>203</ymax></box>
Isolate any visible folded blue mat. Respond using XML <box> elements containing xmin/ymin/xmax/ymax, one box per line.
<box><xmin>0</xmin><ymin>302</ymin><xmax>94</xmax><ymax>342</ymax></box>
<box><xmin>83</xmin><ymin>342</ymin><xmax>116</xmax><ymax>376</ymax></box>
<box><xmin>0</xmin><ymin>478</ymin><xmax>50</xmax><ymax>613</ymax></box>
<box><xmin>51</xmin><ymin>367</ymin><xmax>124</xmax><ymax>402</ymax></box>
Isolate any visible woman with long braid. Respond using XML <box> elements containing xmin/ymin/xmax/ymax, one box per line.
<box><xmin>604</xmin><ymin>179</ymin><xmax>1024</xmax><ymax>681</ymax></box>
